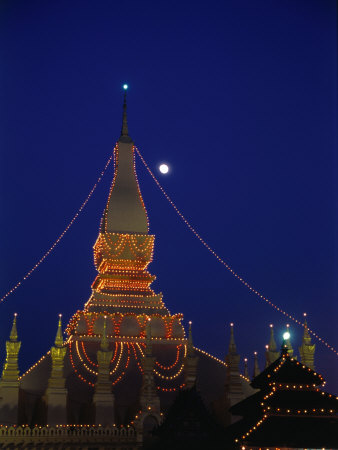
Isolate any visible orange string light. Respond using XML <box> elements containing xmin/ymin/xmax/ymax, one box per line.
<box><xmin>135</xmin><ymin>146</ymin><xmax>338</xmax><ymax>358</ymax></box>
<box><xmin>155</xmin><ymin>344</ymin><xmax>182</xmax><ymax>371</ymax></box>
<box><xmin>0</xmin><ymin>153</ymin><xmax>113</xmax><ymax>306</ymax></box>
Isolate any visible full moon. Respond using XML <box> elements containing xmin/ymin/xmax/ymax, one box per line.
<box><xmin>283</xmin><ymin>331</ymin><xmax>290</xmax><ymax>340</ymax></box>
<box><xmin>159</xmin><ymin>164</ymin><xmax>169</xmax><ymax>174</ymax></box>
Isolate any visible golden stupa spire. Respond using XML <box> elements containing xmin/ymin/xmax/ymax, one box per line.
<box><xmin>299</xmin><ymin>313</ymin><xmax>315</xmax><ymax>369</ymax></box>
<box><xmin>268</xmin><ymin>324</ymin><xmax>277</xmax><ymax>351</ymax></box>
<box><xmin>1</xmin><ymin>313</ymin><xmax>21</xmax><ymax>384</ymax></box>
<box><xmin>54</xmin><ymin>314</ymin><xmax>64</xmax><ymax>348</ymax></box>
<box><xmin>265</xmin><ymin>324</ymin><xmax>280</xmax><ymax>366</ymax></box>
<box><xmin>253</xmin><ymin>352</ymin><xmax>260</xmax><ymax>378</ymax></box>
<box><xmin>228</xmin><ymin>323</ymin><xmax>237</xmax><ymax>354</ymax></box>
<box><xmin>10</xmin><ymin>313</ymin><xmax>18</xmax><ymax>342</ymax></box>
<box><xmin>244</xmin><ymin>358</ymin><xmax>249</xmax><ymax>379</ymax></box>
<box><xmin>302</xmin><ymin>313</ymin><xmax>311</xmax><ymax>343</ymax></box>
<box><xmin>187</xmin><ymin>321</ymin><xmax>195</xmax><ymax>356</ymax></box>
<box><xmin>284</xmin><ymin>324</ymin><xmax>294</xmax><ymax>357</ymax></box>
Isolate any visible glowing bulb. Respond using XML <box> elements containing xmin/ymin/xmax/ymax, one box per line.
<box><xmin>123</xmin><ymin>84</ymin><xmax>128</xmax><ymax>90</ymax></box>
<box><xmin>159</xmin><ymin>164</ymin><xmax>169</xmax><ymax>174</ymax></box>
<box><xmin>283</xmin><ymin>331</ymin><xmax>290</xmax><ymax>340</ymax></box>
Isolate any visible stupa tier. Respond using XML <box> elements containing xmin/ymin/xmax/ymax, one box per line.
<box><xmin>88</xmin><ymin>232</ymin><xmax>166</xmax><ymax>314</ymax></box>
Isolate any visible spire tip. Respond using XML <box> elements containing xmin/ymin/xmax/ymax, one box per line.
<box><xmin>119</xmin><ymin>84</ymin><xmax>132</xmax><ymax>142</ymax></box>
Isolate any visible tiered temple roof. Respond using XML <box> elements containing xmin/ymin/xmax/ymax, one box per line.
<box><xmin>229</xmin><ymin>343</ymin><xmax>338</xmax><ymax>449</ymax></box>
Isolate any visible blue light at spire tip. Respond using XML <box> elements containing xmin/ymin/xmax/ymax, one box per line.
<box><xmin>123</xmin><ymin>84</ymin><xmax>128</xmax><ymax>90</ymax></box>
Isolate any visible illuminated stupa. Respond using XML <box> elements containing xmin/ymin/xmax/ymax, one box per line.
<box><xmin>0</xmin><ymin>90</ymin><xmax>254</xmax><ymax>447</ymax></box>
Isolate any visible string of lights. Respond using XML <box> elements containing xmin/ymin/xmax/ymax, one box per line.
<box><xmin>155</xmin><ymin>344</ymin><xmax>182</xmax><ymax>371</ymax></box>
<box><xmin>0</xmin><ymin>153</ymin><xmax>114</xmax><ymax>306</ymax></box>
<box><xmin>135</xmin><ymin>146</ymin><xmax>338</xmax><ymax>358</ymax></box>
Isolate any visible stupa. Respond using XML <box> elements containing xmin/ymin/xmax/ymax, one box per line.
<box><xmin>0</xmin><ymin>90</ymin><xmax>253</xmax><ymax>447</ymax></box>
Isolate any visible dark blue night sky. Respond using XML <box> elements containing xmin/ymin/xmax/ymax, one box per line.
<box><xmin>1</xmin><ymin>0</ymin><xmax>337</xmax><ymax>392</ymax></box>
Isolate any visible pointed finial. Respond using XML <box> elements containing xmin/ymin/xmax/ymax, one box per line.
<box><xmin>268</xmin><ymin>324</ymin><xmax>277</xmax><ymax>352</ymax></box>
<box><xmin>303</xmin><ymin>312</ymin><xmax>308</xmax><ymax>327</ymax></box>
<box><xmin>120</xmin><ymin>84</ymin><xmax>132</xmax><ymax>142</ymax></box>
<box><xmin>264</xmin><ymin>345</ymin><xmax>270</xmax><ymax>368</ymax></box>
<box><xmin>10</xmin><ymin>313</ymin><xmax>18</xmax><ymax>342</ymax></box>
<box><xmin>244</xmin><ymin>358</ymin><xmax>249</xmax><ymax>379</ymax></box>
<box><xmin>100</xmin><ymin>316</ymin><xmax>109</xmax><ymax>351</ymax></box>
<box><xmin>285</xmin><ymin>324</ymin><xmax>293</xmax><ymax>350</ymax></box>
<box><xmin>253</xmin><ymin>352</ymin><xmax>260</xmax><ymax>378</ymax></box>
<box><xmin>54</xmin><ymin>314</ymin><xmax>64</xmax><ymax>348</ymax></box>
<box><xmin>228</xmin><ymin>323</ymin><xmax>237</xmax><ymax>354</ymax></box>
<box><xmin>302</xmin><ymin>312</ymin><xmax>311</xmax><ymax>344</ymax></box>
<box><xmin>187</xmin><ymin>321</ymin><xmax>194</xmax><ymax>356</ymax></box>
<box><xmin>299</xmin><ymin>312</ymin><xmax>315</xmax><ymax>369</ymax></box>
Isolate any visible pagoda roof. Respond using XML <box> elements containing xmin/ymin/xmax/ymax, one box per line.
<box><xmin>266</xmin><ymin>387</ymin><xmax>338</xmax><ymax>410</ymax></box>
<box><xmin>231</xmin><ymin>384</ymin><xmax>338</xmax><ymax>417</ymax></box>
<box><xmin>239</xmin><ymin>415</ymin><xmax>338</xmax><ymax>448</ymax></box>
<box><xmin>251</xmin><ymin>351</ymin><xmax>324</xmax><ymax>389</ymax></box>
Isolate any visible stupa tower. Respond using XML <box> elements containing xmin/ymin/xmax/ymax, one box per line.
<box><xmin>62</xmin><ymin>88</ymin><xmax>186</xmax><ymax>410</ymax></box>
<box><xmin>17</xmin><ymin>89</ymin><xmax>252</xmax><ymax>429</ymax></box>
<box><xmin>66</xmin><ymin>88</ymin><xmax>180</xmax><ymax>340</ymax></box>
<box><xmin>78</xmin><ymin>89</ymin><xmax>168</xmax><ymax>318</ymax></box>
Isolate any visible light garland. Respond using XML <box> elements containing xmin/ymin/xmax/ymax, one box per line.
<box><xmin>156</xmin><ymin>383</ymin><xmax>186</xmax><ymax>392</ymax></box>
<box><xmin>69</xmin><ymin>342</ymin><xmax>94</xmax><ymax>387</ymax></box>
<box><xmin>194</xmin><ymin>347</ymin><xmax>253</xmax><ymax>381</ymax></box>
<box><xmin>0</xmin><ymin>153</ymin><xmax>113</xmax><ymax>306</ymax></box>
<box><xmin>68</xmin><ymin>341</ymin><xmax>128</xmax><ymax>387</ymax></box>
<box><xmin>18</xmin><ymin>351</ymin><xmax>50</xmax><ymax>380</ymax></box>
<box><xmin>111</xmin><ymin>343</ymin><xmax>130</xmax><ymax>386</ymax></box>
<box><xmin>155</xmin><ymin>344</ymin><xmax>183</xmax><ymax>371</ymax></box>
<box><xmin>80</xmin><ymin>341</ymin><xmax>99</xmax><ymax>368</ymax></box>
<box><xmin>153</xmin><ymin>362</ymin><xmax>184</xmax><ymax>380</ymax></box>
<box><xmin>264</xmin><ymin>406</ymin><xmax>336</xmax><ymax>415</ymax></box>
<box><xmin>131</xmin><ymin>343</ymin><xmax>144</xmax><ymax>374</ymax></box>
<box><xmin>75</xmin><ymin>341</ymin><xmax>99</xmax><ymax>376</ymax></box>
<box><xmin>135</xmin><ymin>146</ymin><xmax>338</xmax><ymax>358</ymax></box>
<box><xmin>110</xmin><ymin>342</ymin><xmax>124</xmax><ymax>375</ymax></box>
